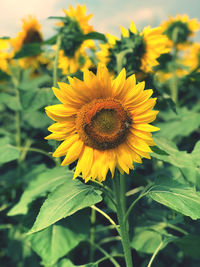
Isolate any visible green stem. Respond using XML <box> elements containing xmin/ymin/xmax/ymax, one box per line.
<box><xmin>99</xmin><ymin>236</ymin><xmax>121</xmax><ymax>245</ymax></box>
<box><xmin>116</xmin><ymin>49</ymin><xmax>133</xmax><ymax>74</ymax></box>
<box><xmin>124</xmin><ymin>184</ymin><xmax>153</xmax><ymax>224</ymax></box>
<box><xmin>113</xmin><ymin>172</ymin><xmax>133</xmax><ymax>267</ymax></box>
<box><xmin>124</xmin><ymin>193</ymin><xmax>145</xmax><ymax>224</ymax></box>
<box><xmin>15</xmin><ymin>111</ymin><xmax>21</xmax><ymax>148</ymax></box>
<box><xmin>95</xmin><ymin>254</ymin><xmax>124</xmax><ymax>265</ymax></box>
<box><xmin>147</xmin><ymin>240</ymin><xmax>163</xmax><ymax>267</ymax></box>
<box><xmin>166</xmin><ymin>223</ymin><xmax>188</xmax><ymax>235</ymax></box>
<box><xmin>19</xmin><ymin>139</ymin><xmax>32</xmax><ymax>162</ymax></box>
<box><xmin>53</xmin><ymin>34</ymin><xmax>62</xmax><ymax>87</ymax></box>
<box><xmin>170</xmin><ymin>40</ymin><xmax>178</xmax><ymax>104</ymax></box>
<box><xmin>90</xmin><ymin>205</ymin><xmax>119</xmax><ymax>233</ymax></box>
<box><xmin>89</xmin><ymin>241</ymin><xmax>120</xmax><ymax>267</ymax></box>
<box><xmin>17</xmin><ymin>146</ymin><xmax>55</xmax><ymax>161</ymax></box>
<box><xmin>89</xmin><ymin>208</ymin><xmax>96</xmax><ymax>262</ymax></box>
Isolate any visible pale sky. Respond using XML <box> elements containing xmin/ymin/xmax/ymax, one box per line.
<box><xmin>0</xmin><ymin>0</ymin><xmax>200</xmax><ymax>39</ymax></box>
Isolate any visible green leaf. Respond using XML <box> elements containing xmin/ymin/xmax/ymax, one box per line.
<box><xmin>131</xmin><ymin>228</ymin><xmax>163</xmax><ymax>254</ymax></box>
<box><xmin>78</xmin><ymin>32</ymin><xmax>106</xmax><ymax>42</ymax></box>
<box><xmin>43</xmin><ymin>34</ymin><xmax>58</xmax><ymax>45</ymax></box>
<box><xmin>8</xmin><ymin>167</ymin><xmax>71</xmax><ymax>216</ymax></box>
<box><xmin>0</xmin><ymin>138</ymin><xmax>20</xmax><ymax>164</ymax></box>
<box><xmin>152</xmin><ymin>137</ymin><xmax>197</xmax><ymax>169</ymax></box>
<box><xmin>157</xmin><ymin>107</ymin><xmax>200</xmax><ymax>140</ymax></box>
<box><xmin>131</xmin><ymin>226</ymin><xmax>177</xmax><ymax>254</ymax></box>
<box><xmin>0</xmin><ymin>93</ymin><xmax>22</xmax><ymax>111</ymax></box>
<box><xmin>148</xmin><ymin>178</ymin><xmax>200</xmax><ymax>220</ymax></box>
<box><xmin>14</xmin><ymin>43</ymin><xmax>42</xmax><ymax>59</ymax></box>
<box><xmin>21</xmin><ymin>88</ymin><xmax>54</xmax><ymax>111</ymax></box>
<box><xmin>29</xmin><ymin>179</ymin><xmax>102</xmax><ymax>233</ymax></box>
<box><xmin>19</xmin><ymin>71</ymin><xmax>51</xmax><ymax>90</ymax></box>
<box><xmin>23</xmin><ymin>111</ymin><xmax>52</xmax><ymax>128</ymax></box>
<box><xmin>28</xmin><ymin>212</ymin><xmax>90</xmax><ymax>266</ymax></box>
<box><xmin>58</xmin><ymin>259</ymin><xmax>98</xmax><ymax>267</ymax></box>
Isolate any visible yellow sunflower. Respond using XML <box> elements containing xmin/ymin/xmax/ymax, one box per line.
<box><xmin>58</xmin><ymin>40</ymin><xmax>95</xmax><ymax>75</ymax></box>
<box><xmin>63</xmin><ymin>4</ymin><xmax>94</xmax><ymax>34</ymax></box>
<box><xmin>0</xmin><ymin>39</ymin><xmax>13</xmax><ymax>74</ymax></box>
<box><xmin>10</xmin><ymin>15</ymin><xmax>46</xmax><ymax>70</ymax></box>
<box><xmin>162</xmin><ymin>14</ymin><xmax>200</xmax><ymax>46</ymax></box>
<box><xmin>45</xmin><ymin>64</ymin><xmax>159</xmax><ymax>182</ymax></box>
<box><xmin>97</xmin><ymin>21</ymin><xmax>170</xmax><ymax>73</ymax></box>
<box><xmin>58</xmin><ymin>4</ymin><xmax>95</xmax><ymax>74</ymax></box>
<box><xmin>183</xmin><ymin>43</ymin><xmax>200</xmax><ymax>72</ymax></box>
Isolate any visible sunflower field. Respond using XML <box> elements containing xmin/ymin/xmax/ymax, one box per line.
<box><xmin>1</xmin><ymin>4</ymin><xmax>200</xmax><ymax>267</ymax></box>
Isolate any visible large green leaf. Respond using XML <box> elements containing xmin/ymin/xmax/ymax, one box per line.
<box><xmin>152</xmin><ymin>138</ymin><xmax>200</xmax><ymax>186</ymax></box>
<box><xmin>28</xmin><ymin>212</ymin><xmax>90</xmax><ymax>266</ymax></box>
<box><xmin>19</xmin><ymin>71</ymin><xmax>51</xmax><ymax>90</ymax></box>
<box><xmin>23</xmin><ymin>111</ymin><xmax>51</xmax><ymax>128</ymax></box>
<box><xmin>131</xmin><ymin>228</ymin><xmax>163</xmax><ymax>254</ymax></box>
<box><xmin>21</xmin><ymin>88</ymin><xmax>54</xmax><ymax>111</ymax></box>
<box><xmin>14</xmin><ymin>43</ymin><xmax>42</xmax><ymax>59</ymax></box>
<box><xmin>28</xmin><ymin>179</ymin><xmax>102</xmax><ymax>233</ymax></box>
<box><xmin>0</xmin><ymin>93</ymin><xmax>22</xmax><ymax>111</ymax></box>
<box><xmin>157</xmin><ymin>107</ymin><xmax>200</xmax><ymax>140</ymax></box>
<box><xmin>78</xmin><ymin>32</ymin><xmax>106</xmax><ymax>42</ymax></box>
<box><xmin>8</xmin><ymin>167</ymin><xmax>72</xmax><ymax>216</ymax></box>
<box><xmin>152</xmin><ymin>137</ymin><xmax>199</xmax><ymax>169</ymax></box>
<box><xmin>148</xmin><ymin>178</ymin><xmax>200</xmax><ymax>219</ymax></box>
<box><xmin>0</xmin><ymin>138</ymin><xmax>20</xmax><ymax>164</ymax></box>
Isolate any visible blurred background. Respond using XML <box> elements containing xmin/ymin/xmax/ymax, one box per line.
<box><xmin>1</xmin><ymin>0</ymin><xmax>200</xmax><ymax>39</ymax></box>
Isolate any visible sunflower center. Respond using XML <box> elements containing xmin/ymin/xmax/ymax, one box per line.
<box><xmin>76</xmin><ymin>98</ymin><xmax>132</xmax><ymax>150</ymax></box>
<box><xmin>23</xmin><ymin>29</ymin><xmax>43</xmax><ymax>44</ymax></box>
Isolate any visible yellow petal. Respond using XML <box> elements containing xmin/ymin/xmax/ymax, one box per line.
<box><xmin>61</xmin><ymin>139</ymin><xmax>84</xmax><ymax>165</ymax></box>
<box><xmin>53</xmin><ymin>134</ymin><xmax>79</xmax><ymax>157</ymax></box>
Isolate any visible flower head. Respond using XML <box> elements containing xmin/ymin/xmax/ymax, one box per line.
<box><xmin>45</xmin><ymin>64</ymin><xmax>159</xmax><ymax>182</ymax></box>
<box><xmin>162</xmin><ymin>14</ymin><xmax>200</xmax><ymax>45</ymax></box>
<box><xmin>10</xmin><ymin>15</ymin><xmax>46</xmax><ymax>70</ymax></box>
<box><xmin>0</xmin><ymin>39</ymin><xmax>13</xmax><ymax>74</ymax></box>
<box><xmin>97</xmin><ymin>21</ymin><xmax>170</xmax><ymax>74</ymax></box>
<box><xmin>183</xmin><ymin>43</ymin><xmax>200</xmax><ymax>72</ymax></box>
<box><xmin>57</xmin><ymin>4</ymin><xmax>95</xmax><ymax>74</ymax></box>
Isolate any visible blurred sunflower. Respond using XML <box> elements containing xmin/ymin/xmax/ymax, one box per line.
<box><xmin>97</xmin><ymin>21</ymin><xmax>170</xmax><ymax>75</ymax></box>
<box><xmin>57</xmin><ymin>4</ymin><xmax>95</xmax><ymax>74</ymax></box>
<box><xmin>183</xmin><ymin>43</ymin><xmax>200</xmax><ymax>72</ymax></box>
<box><xmin>11</xmin><ymin>15</ymin><xmax>48</xmax><ymax>70</ymax></box>
<box><xmin>0</xmin><ymin>39</ymin><xmax>13</xmax><ymax>74</ymax></box>
<box><xmin>162</xmin><ymin>14</ymin><xmax>200</xmax><ymax>47</ymax></box>
<box><xmin>45</xmin><ymin>64</ymin><xmax>159</xmax><ymax>182</ymax></box>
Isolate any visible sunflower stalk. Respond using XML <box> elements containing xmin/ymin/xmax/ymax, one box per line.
<box><xmin>170</xmin><ymin>29</ymin><xmax>179</xmax><ymax>104</ymax></box>
<box><xmin>53</xmin><ymin>34</ymin><xmax>62</xmax><ymax>87</ymax></box>
<box><xmin>113</xmin><ymin>172</ymin><xmax>133</xmax><ymax>267</ymax></box>
<box><xmin>89</xmin><ymin>208</ymin><xmax>96</xmax><ymax>262</ymax></box>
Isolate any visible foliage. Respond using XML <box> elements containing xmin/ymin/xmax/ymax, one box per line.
<box><xmin>0</xmin><ymin>4</ymin><xmax>200</xmax><ymax>267</ymax></box>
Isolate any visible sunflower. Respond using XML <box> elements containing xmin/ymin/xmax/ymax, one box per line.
<box><xmin>58</xmin><ymin>40</ymin><xmax>95</xmax><ymax>75</ymax></box>
<box><xmin>57</xmin><ymin>4</ymin><xmax>95</xmax><ymax>74</ymax></box>
<box><xmin>0</xmin><ymin>39</ymin><xmax>13</xmax><ymax>74</ymax></box>
<box><xmin>162</xmin><ymin>14</ymin><xmax>200</xmax><ymax>46</ymax></box>
<box><xmin>183</xmin><ymin>43</ymin><xmax>200</xmax><ymax>72</ymax></box>
<box><xmin>45</xmin><ymin>64</ymin><xmax>159</xmax><ymax>182</ymax></box>
<box><xmin>62</xmin><ymin>4</ymin><xmax>93</xmax><ymax>34</ymax></box>
<box><xmin>10</xmin><ymin>15</ymin><xmax>46</xmax><ymax>70</ymax></box>
<box><xmin>97</xmin><ymin>21</ymin><xmax>170</xmax><ymax>74</ymax></box>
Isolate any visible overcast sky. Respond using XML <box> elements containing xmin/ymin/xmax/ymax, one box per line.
<box><xmin>0</xmin><ymin>0</ymin><xmax>199</xmax><ymax>39</ymax></box>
